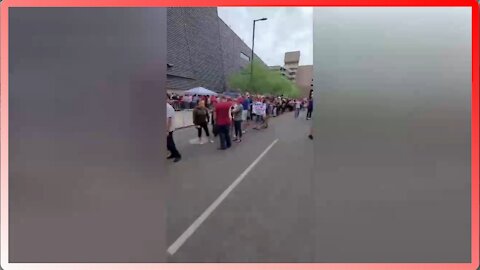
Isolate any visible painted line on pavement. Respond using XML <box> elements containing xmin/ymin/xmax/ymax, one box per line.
<box><xmin>167</xmin><ymin>138</ymin><xmax>280</xmax><ymax>256</ymax></box>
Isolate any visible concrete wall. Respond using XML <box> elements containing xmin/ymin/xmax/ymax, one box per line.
<box><xmin>312</xmin><ymin>7</ymin><xmax>471</xmax><ymax>262</ymax></box>
<box><xmin>9</xmin><ymin>8</ymin><xmax>167</xmax><ymax>262</ymax></box>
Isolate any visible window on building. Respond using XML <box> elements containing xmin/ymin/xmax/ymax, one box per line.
<box><xmin>240</xmin><ymin>52</ymin><xmax>250</xmax><ymax>61</ymax></box>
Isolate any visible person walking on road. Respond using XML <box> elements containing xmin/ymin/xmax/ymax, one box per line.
<box><xmin>306</xmin><ymin>98</ymin><xmax>313</xmax><ymax>120</ymax></box>
<box><xmin>193</xmin><ymin>100</ymin><xmax>213</xmax><ymax>144</ymax></box>
<box><xmin>214</xmin><ymin>96</ymin><xmax>233</xmax><ymax>150</ymax></box>
<box><xmin>167</xmin><ymin>101</ymin><xmax>181</xmax><ymax>162</ymax></box>
<box><xmin>232</xmin><ymin>98</ymin><xmax>244</xmax><ymax>143</ymax></box>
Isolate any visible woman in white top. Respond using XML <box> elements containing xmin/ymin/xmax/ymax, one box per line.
<box><xmin>294</xmin><ymin>100</ymin><xmax>301</xmax><ymax>118</ymax></box>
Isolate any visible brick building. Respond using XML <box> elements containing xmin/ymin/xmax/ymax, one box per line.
<box><xmin>295</xmin><ymin>65</ymin><xmax>314</xmax><ymax>98</ymax></box>
<box><xmin>283</xmin><ymin>51</ymin><xmax>300</xmax><ymax>82</ymax></box>
<box><xmin>271</xmin><ymin>51</ymin><xmax>314</xmax><ymax>98</ymax></box>
<box><xmin>167</xmin><ymin>8</ymin><xmax>265</xmax><ymax>93</ymax></box>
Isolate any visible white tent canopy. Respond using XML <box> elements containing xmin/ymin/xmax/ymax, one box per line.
<box><xmin>185</xmin><ymin>87</ymin><xmax>218</xmax><ymax>96</ymax></box>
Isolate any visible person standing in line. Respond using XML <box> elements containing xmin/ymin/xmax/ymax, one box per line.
<box><xmin>251</xmin><ymin>98</ymin><xmax>258</xmax><ymax>128</ymax></box>
<box><xmin>248</xmin><ymin>95</ymin><xmax>254</xmax><ymax>122</ymax></box>
<box><xmin>211</xmin><ymin>95</ymin><xmax>218</xmax><ymax>107</ymax></box>
<box><xmin>307</xmin><ymin>98</ymin><xmax>313</xmax><ymax>119</ymax></box>
<box><xmin>167</xmin><ymin>100</ymin><xmax>181</xmax><ymax>162</ymax></box>
<box><xmin>294</xmin><ymin>99</ymin><xmax>301</xmax><ymax>118</ymax></box>
<box><xmin>210</xmin><ymin>95</ymin><xmax>218</xmax><ymax>133</ymax></box>
<box><xmin>228</xmin><ymin>97</ymin><xmax>236</xmax><ymax>140</ymax></box>
<box><xmin>191</xmin><ymin>95</ymin><xmax>199</xmax><ymax>109</ymax></box>
<box><xmin>253</xmin><ymin>98</ymin><xmax>266</xmax><ymax>130</ymax></box>
<box><xmin>252</xmin><ymin>98</ymin><xmax>261</xmax><ymax>130</ymax></box>
<box><xmin>182</xmin><ymin>94</ymin><xmax>190</xmax><ymax>110</ymax></box>
<box><xmin>263</xmin><ymin>99</ymin><xmax>271</xmax><ymax>129</ymax></box>
<box><xmin>211</xmin><ymin>104</ymin><xmax>217</xmax><ymax>137</ymax></box>
<box><xmin>232</xmin><ymin>98</ymin><xmax>244</xmax><ymax>143</ymax></box>
<box><xmin>193</xmin><ymin>100</ymin><xmax>213</xmax><ymax>144</ymax></box>
<box><xmin>214</xmin><ymin>96</ymin><xmax>233</xmax><ymax>150</ymax></box>
<box><xmin>273</xmin><ymin>98</ymin><xmax>279</xmax><ymax>117</ymax></box>
<box><xmin>241</xmin><ymin>94</ymin><xmax>250</xmax><ymax>133</ymax></box>
<box><xmin>179</xmin><ymin>95</ymin><xmax>184</xmax><ymax>110</ymax></box>
<box><xmin>206</xmin><ymin>95</ymin><xmax>211</xmax><ymax>109</ymax></box>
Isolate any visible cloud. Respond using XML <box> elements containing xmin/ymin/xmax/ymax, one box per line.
<box><xmin>218</xmin><ymin>7</ymin><xmax>313</xmax><ymax>66</ymax></box>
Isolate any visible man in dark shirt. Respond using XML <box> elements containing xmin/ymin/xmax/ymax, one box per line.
<box><xmin>214</xmin><ymin>96</ymin><xmax>233</xmax><ymax>150</ymax></box>
<box><xmin>307</xmin><ymin>98</ymin><xmax>313</xmax><ymax>120</ymax></box>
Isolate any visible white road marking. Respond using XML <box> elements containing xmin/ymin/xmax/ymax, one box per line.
<box><xmin>189</xmin><ymin>138</ymin><xmax>208</xmax><ymax>144</ymax></box>
<box><xmin>167</xmin><ymin>138</ymin><xmax>280</xmax><ymax>256</ymax></box>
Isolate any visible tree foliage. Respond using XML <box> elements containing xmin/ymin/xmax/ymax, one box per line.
<box><xmin>227</xmin><ymin>59</ymin><xmax>300</xmax><ymax>98</ymax></box>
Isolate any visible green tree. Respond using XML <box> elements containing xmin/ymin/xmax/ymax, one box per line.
<box><xmin>228</xmin><ymin>59</ymin><xmax>300</xmax><ymax>98</ymax></box>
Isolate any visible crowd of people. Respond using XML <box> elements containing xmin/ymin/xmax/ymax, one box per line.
<box><xmin>166</xmin><ymin>92</ymin><xmax>314</xmax><ymax>163</ymax></box>
<box><xmin>168</xmin><ymin>93</ymin><xmax>218</xmax><ymax>111</ymax></box>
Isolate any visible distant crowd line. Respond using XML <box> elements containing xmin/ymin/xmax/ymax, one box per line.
<box><xmin>167</xmin><ymin>92</ymin><xmax>313</xmax><ymax>117</ymax></box>
<box><xmin>166</xmin><ymin>92</ymin><xmax>314</xmax><ymax>163</ymax></box>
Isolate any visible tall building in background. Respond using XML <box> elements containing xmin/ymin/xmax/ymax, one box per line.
<box><xmin>167</xmin><ymin>8</ymin><xmax>266</xmax><ymax>93</ymax></box>
<box><xmin>273</xmin><ymin>51</ymin><xmax>313</xmax><ymax>98</ymax></box>
<box><xmin>283</xmin><ymin>51</ymin><xmax>300</xmax><ymax>82</ymax></box>
<box><xmin>295</xmin><ymin>65</ymin><xmax>313</xmax><ymax>98</ymax></box>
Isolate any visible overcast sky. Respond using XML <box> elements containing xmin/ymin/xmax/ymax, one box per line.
<box><xmin>218</xmin><ymin>7</ymin><xmax>313</xmax><ymax>67</ymax></box>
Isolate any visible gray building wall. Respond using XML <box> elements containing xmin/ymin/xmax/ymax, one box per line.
<box><xmin>167</xmin><ymin>7</ymin><xmax>265</xmax><ymax>92</ymax></box>
<box><xmin>167</xmin><ymin>8</ymin><xmax>224</xmax><ymax>91</ymax></box>
<box><xmin>219</xmin><ymin>18</ymin><xmax>256</xmax><ymax>89</ymax></box>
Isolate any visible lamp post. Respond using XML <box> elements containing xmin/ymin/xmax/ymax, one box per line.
<box><xmin>250</xmin><ymin>17</ymin><xmax>267</xmax><ymax>86</ymax></box>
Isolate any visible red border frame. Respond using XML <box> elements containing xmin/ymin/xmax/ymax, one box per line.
<box><xmin>0</xmin><ymin>1</ymin><xmax>478</xmax><ymax>270</ymax></box>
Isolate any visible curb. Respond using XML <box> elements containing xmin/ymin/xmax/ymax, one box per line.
<box><xmin>176</xmin><ymin>124</ymin><xmax>195</xmax><ymax>130</ymax></box>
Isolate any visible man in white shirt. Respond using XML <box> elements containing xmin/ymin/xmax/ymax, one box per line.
<box><xmin>167</xmin><ymin>101</ymin><xmax>181</xmax><ymax>162</ymax></box>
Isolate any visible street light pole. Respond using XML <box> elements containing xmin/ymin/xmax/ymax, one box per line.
<box><xmin>250</xmin><ymin>18</ymin><xmax>267</xmax><ymax>86</ymax></box>
<box><xmin>250</xmin><ymin>21</ymin><xmax>255</xmax><ymax>80</ymax></box>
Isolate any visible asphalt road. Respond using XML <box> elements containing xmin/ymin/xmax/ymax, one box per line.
<box><xmin>166</xmin><ymin>110</ymin><xmax>315</xmax><ymax>262</ymax></box>
<box><xmin>165</xmin><ymin>109</ymin><xmax>470</xmax><ymax>263</ymax></box>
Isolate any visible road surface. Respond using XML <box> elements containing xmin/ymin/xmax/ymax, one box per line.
<box><xmin>166</xmin><ymin>110</ymin><xmax>315</xmax><ymax>262</ymax></box>
<box><xmin>165</xmin><ymin>109</ymin><xmax>469</xmax><ymax>263</ymax></box>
